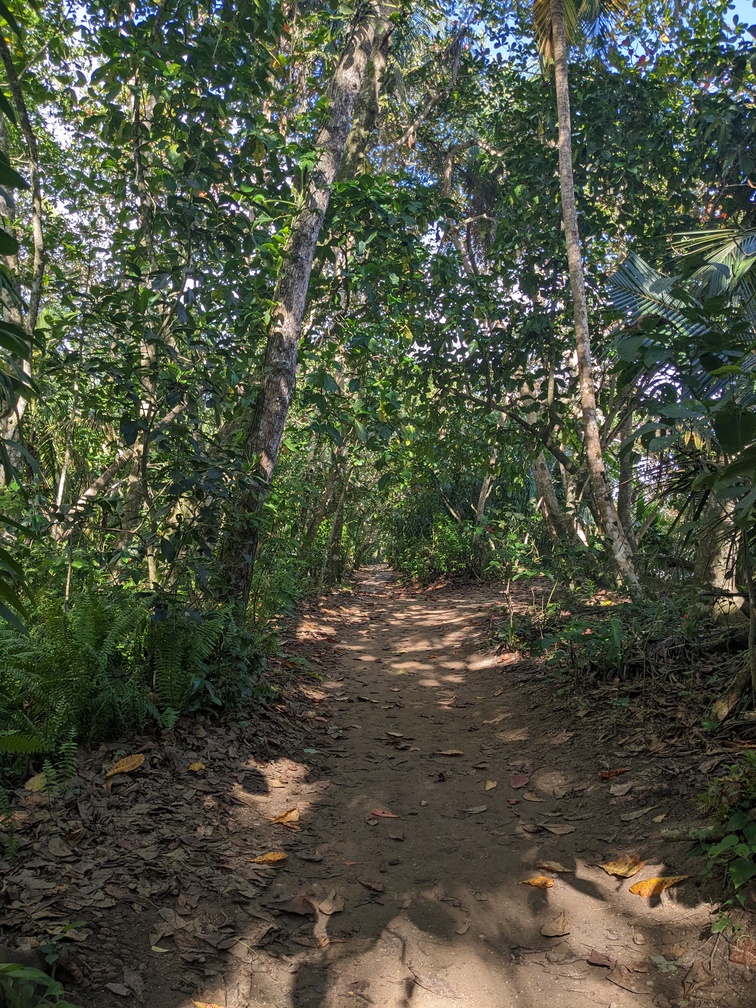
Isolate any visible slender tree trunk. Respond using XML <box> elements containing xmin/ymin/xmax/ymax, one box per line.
<box><xmin>532</xmin><ymin>451</ymin><xmax>578</xmax><ymax>543</ymax></box>
<box><xmin>617</xmin><ymin>411</ymin><xmax>637</xmax><ymax>553</ymax></box>
<box><xmin>220</xmin><ymin>2</ymin><xmax>389</xmax><ymax>611</ymax></box>
<box><xmin>550</xmin><ymin>0</ymin><xmax>641</xmax><ymax>597</ymax></box>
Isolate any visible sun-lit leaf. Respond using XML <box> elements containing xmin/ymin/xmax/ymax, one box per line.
<box><xmin>599</xmin><ymin>855</ymin><xmax>644</xmax><ymax>878</ymax></box>
<box><xmin>105</xmin><ymin>753</ymin><xmax>145</xmax><ymax>778</ymax></box>
<box><xmin>23</xmin><ymin>772</ymin><xmax>47</xmax><ymax>792</ymax></box>
<box><xmin>252</xmin><ymin>851</ymin><xmax>288</xmax><ymax>865</ymax></box>
<box><xmin>269</xmin><ymin>807</ymin><xmax>301</xmax><ymax>830</ymax></box>
<box><xmin>628</xmin><ymin>875</ymin><xmax>689</xmax><ymax>897</ymax></box>
<box><xmin>188</xmin><ymin>761</ymin><xmax>205</xmax><ymax>772</ymax></box>
<box><xmin>484</xmin><ymin>779</ymin><xmax>497</xmax><ymax>791</ymax></box>
<box><xmin>519</xmin><ymin>875</ymin><xmax>554</xmax><ymax>888</ymax></box>
<box><xmin>537</xmin><ymin>860</ymin><xmax>572</xmax><ymax>873</ymax></box>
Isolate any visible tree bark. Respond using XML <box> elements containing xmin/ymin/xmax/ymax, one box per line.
<box><xmin>220</xmin><ymin>2</ymin><xmax>389</xmax><ymax>611</ymax></box>
<box><xmin>550</xmin><ymin>0</ymin><xmax>642</xmax><ymax>597</ymax></box>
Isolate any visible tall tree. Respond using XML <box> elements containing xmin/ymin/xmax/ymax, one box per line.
<box><xmin>221</xmin><ymin>0</ymin><xmax>394</xmax><ymax>610</ymax></box>
<box><xmin>534</xmin><ymin>0</ymin><xmax>642</xmax><ymax>596</ymax></box>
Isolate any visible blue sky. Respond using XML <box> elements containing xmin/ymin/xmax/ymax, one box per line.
<box><xmin>731</xmin><ymin>0</ymin><xmax>756</xmax><ymax>23</ymax></box>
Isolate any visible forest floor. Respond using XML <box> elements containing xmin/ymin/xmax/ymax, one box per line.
<box><xmin>3</xmin><ymin>567</ymin><xmax>756</xmax><ymax>1008</ymax></box>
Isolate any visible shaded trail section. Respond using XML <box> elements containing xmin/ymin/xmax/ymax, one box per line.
<box><xmin>4</xmin><ymin>568</ymin><xmax>752</xmax><ymax>1008</ymax></box>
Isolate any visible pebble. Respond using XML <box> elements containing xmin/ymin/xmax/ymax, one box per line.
<box><xmin>633</xmin><ymin>933</ymin><xmax>646</xmax><ymax>945</ymax></box>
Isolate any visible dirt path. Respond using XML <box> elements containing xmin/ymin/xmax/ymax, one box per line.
<box><xmin>3</xmin><ymin>568</ymin><xmax>753</xmax><ymax>1007</ymax></box>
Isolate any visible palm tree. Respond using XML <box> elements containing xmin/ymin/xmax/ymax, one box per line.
<box><xmin>533</xmin><ymin>0</ymin><xmax>643</xmax><ymax>597</ymax></box>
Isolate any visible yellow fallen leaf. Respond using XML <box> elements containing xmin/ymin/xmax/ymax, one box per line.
<box><xmin>270</xmin><ymin>807</ymin><xmax>301</xmax><ymax>830</ymax></box>
<box><xmin>599</xmin><ymin>855</ymin><xmax>644</xmax><ymax>878</ymax></box>
<box><xmin>188</xmin><ymin>762</ymin><xmax>205</xmax><ymax>772</ymax></box>
<box><xmin>252</xmin><ymin>851</ymin><xmax>288</xmax><ymax>865</ymax></box>
<box><xmin>629</xmin><ymin>875</ymin><xmax>689</xmax><ymax>898</ymax></box>
<box><xmin>653</xmin><ymin>813</ymin><xmax>666</xmax><ymax>823</ymax></box>
<box><xmin>24</xmin><ymin>772</ymin><xmax>47</xmax><ymax>793</ymax></box>
<box><xmin>192</xmin><ymin>1002</ymin><xmax>225</xmax><ymax>1008</ymax></box>
<box><xmin>519</xmin><ymin>875</ymin><xmax>554</xmax><ymax>888</ymax></box>
<box><xmin>485</xmin><ymin>780</ymin><xmax>497</xmax><ymax>791</ymax></box>
<box><xmin>105</xmin><ymin>753</ymin><xmax>145</xmax><ymax>778</ymax></box>
<box><xmin>537</xmin><ymin>860</ymin><xmax>572</xmax><ymax>873</ymax></box>
<box><xmin>151</xmin><ymin>946</ymin><xmax>170</xmax><ymax>953</ymax></box>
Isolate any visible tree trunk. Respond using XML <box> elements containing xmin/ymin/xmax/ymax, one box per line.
<box><xmin>693</xmin><ymin>500</ymin><xmax>745</xmax><ymax>625</ymax></box>
<box><xmin>220</xmin><ymin>2</ymin><xmax>389</xmax><ymax>611</ymax></box>
<box><xmin>617</xmin><ymin>411</ymin><xmax>637</xmax><ymax>553</ymax></box>
<box><xmin>532</xmin><ymin>451</ymin><xmax>578</xmax><ymax>544</ymax></box>
<box><xmin>550</xmin><ymin>0</ymin><xmax>641</xmax><ymax>598</ymax></box>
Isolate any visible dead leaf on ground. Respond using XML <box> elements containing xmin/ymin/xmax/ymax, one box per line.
<box><xmin>358</xmin><ymin>878</ymin><xmax>385</xmax><ymax>892</ymax></box>
<box><xmin>188</xmin><ymin>761</ymin><xmax>205</xmax><ymax>772</ymax></box>
<box><xmin>454</xmin><ymin>920</ymin><xmax>470</xmax><ymax>935</ymax></box>
<box><xmin>433</xmin><ymin>750</ymin><xmax>464</xmax><ymax>757</ymax></box>
<box><xmin>728</xmin><ymin>936</ymin><xmax>756</xmax><ymax>967</ymax></box>
<box><xmin>629</xmin><ymin>875</ymin><xmax>689</xmax><ymax>897</ymax></box>
<box><xmin>269</xmin><ymin>807</ymin><xmax>301</xmax><ymax>830</ymax></box>
<box><xmin>609</xmin><ymin>781</ymin><xmax>633</xmax><ymax>797</ymax></box>
<box><xmin>509</xmin><ymin>773</ymin><xmax>529</xmax><ymax>789</ymax></box>
<box><xmin>519</xmin><ymin>875</ymin><xmax>554</xmax><ymax>888</ymax></box>
<box><xmin>266</xmin><ymin>895</ymin><xmax>315</xmax><ymax>915</ymax></box>
<box><xmin>371</xmin><ymin>809</ymin><xmax>399</xmax><ymax>818</ymax></box>
<box><xmin>587</xmin><ymin>949</ymin><xmax>616</xmax><ymax>968</ymax></box>
<box><xmin>543</xmin><ymin>823</ymin><xmax>575</xmax><ymax>835</ymax></box>
<box><xmin>388</xmin><ymin>830</ymin><xmax>404</xmax><ymax>841</ymax></box>
<box><xmin>105</xmin><ymin>753</ymin><xmax>145</xmax><ymax>778</ymax></box>
<box><xmin>23</xmin><ymin>772</ymin><xmax>47</xmax><ymax>793</ymax></box>
<box><xmin>522</xmin><ymin>790</ymin><xmax>544</xmax><ymax>802</ymax></box>
<box><xmin>317</xmin><ymin>890</ymin><xmax>345</xmax><ymax>915</ymax></box>
<box><xmin>653</xmin><ymin>813</ymin><xmax>667</xmax><ymax>823</ymax></box>
<box><xmin>599</xmin><ymin>855</ymin><xmax>644</xmax><ymax>878</ymax></box>
<box><xmin>540</xmin><ymin>912</ymin><xmax>570</xmax><ymax>937</ymax></box>
<box><xmin>252</xmin><ymin>851</ymin><xmax>288</xmax><ymax>865</ymax></box>
<box><xmin>484</xmin><ymin>779</ymin><xmax>497</xmax><ymax>791</ymax></box>
<box><xmin>192</xmin><ymin>1002</ymin><xmax>226</xmax><ymax>1008</ymax></box>
<box><xmin>620</xmin><ymin>807</ymin><xmax>655</xmax><ymax>821</ymax></box>
<box><xmin>606</xmin><ymin>962</ymin><xmax>649</xmax><ymax>993</ymax></box>
<box><xmin>683</xmin><ymin>960</ymin><xmax>713</xmax><ymax>994</ymax></box>
<box><xmin>105</xmin><ymin>984</ymin><xmax>132</xmax><ymax>996</ymax></box>
<box><xmin>537</xmin><ymin>860</ymin><xmax>572</xmax><ymax>873</ymax></box>
<box><xmin>598</xmin><ymin>768</ymin><xmax>631</xmax><ymax>779</ymax></box>
<box><xmin>460</xmin><ymin>804</ymin><xmax>488</xmax><ymax>815</ymax></box>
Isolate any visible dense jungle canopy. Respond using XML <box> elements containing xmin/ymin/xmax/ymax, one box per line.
<box><xmin>2</xmin><ymin>0</ymin><xmax>756</xmax><ymax>958</ymax></box>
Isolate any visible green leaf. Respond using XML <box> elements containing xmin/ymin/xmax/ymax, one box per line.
<box><xmin>729</xmin><ymin>856</ymin><xmax>756</xmax><ymax>889</ymax></box>
<box><xmin>0</xmin><ymin>228</ymin><xmax>19</xmax><ymax>255</ymax></box>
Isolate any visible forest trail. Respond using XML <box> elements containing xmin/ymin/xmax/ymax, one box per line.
<box><xmin>6</xmin><ymin>569</ymin><xmax>753</xmax><ymax>1008</ymax></box>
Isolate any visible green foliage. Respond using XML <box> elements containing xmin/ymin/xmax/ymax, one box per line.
<box><xmin>0</xmin><ymin>962</ymin><xmax>82</xmax><ymax>1008</ymax></box>
<box><xmin>698</xmin><ymin>754</ymin><xmax>756</xmax><ymax>907</ymax></box>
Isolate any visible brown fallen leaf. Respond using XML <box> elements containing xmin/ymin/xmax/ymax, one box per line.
<box><xmin>371</xmin><ymin>809</ymin><xmax>399</xmax><ymax>818</ymax></box>
<box><xmin>357</xmin><ymin>878</ymin><xmax>385</xmax><ymax>893</ymax></box>
<box><xmin>460</xmin><ymin>804</ymin><xmax>488</xmax><ymax>815</ymax></box>
<box><xmin>266</xmin><ymin>895</ymin><xmax>315</xmax><ymax>915</ymax></box>
<box><xmin>728</xmin><ymin>935</ymin><xmax>756</xmax><ymax>967</ymax></box>
<box><xmin>269</xmin><ymin>807</ymin><xmax>301</xmax><ymax>830</ymax></box>
<box><xmin>629</xmin><ymin>875</ymin><xmax>689</xmax><ymax>897</ymax></box>
<box><xmin>620</xmin><ymin>807</ymin><xmax>655</xmax><ymax>821</ymax></box>
<box><xmin>317</xmin><ymin>890</ymin><xmax>345</xmax><ymax>915</ymax></box>
<box><xmin>193</xmin><ymin>1002</ymin><xmax>225</xmax><ymax>1008</ymax></box>
<box><xmin>683</xmin><ymin>960</ymin><xmax>713</xmax><ymax>995</ymax></box>
<box><xmin>543</xmin><ymin>823</ymin><xmax>575</xmax><ymax>835</ymax></box>
<box><xmin>537</xmin><ymin>860</ymin><xmax>572</xmax><ymax>873</ymax></box>
<box><xmin>188</xmin><ymin>761</ymin><xmax>205</xmax><ymax>772</ymax></box>
<box><xmin>599</xmin><ymin>855</ymin><xmax>644</xmax><ymax>878</ymax></box>
<box><xmin>598</xmin><ymin>768</ymin><xmax>631</xmax><ymax>779</ymax></box>
<box><xmin>252</xmin><ymin>851</ymin><xmax>288</xmax><ymax>865</ymax></box>
<box><xmin>587</xmin><ymin>949</ymin><xmax>616</xmax><ymax>968</ymax></box>
<box><xmin>105</xmin><ymin>753</ymin><xmax>145</xmax><ymax>778</ymax></box>
<box><xmin>522</xmin><ymin>790</ymin><xmax>544</xmax><ymax>802</ymax></box>
<box><xmin>519</xmin><ymin>875</ymin><xmax>554</xmax><ymax>888</ymax></box>
<box><xmin>609</xmin><ymin>781</ymin><xmax>633</xmax><ymax>797</ymax></box>
<box><xmin>484</xmin><ymin>780</ymin><xmax>497</xmax><ymax>791</ymax></box>
<box><xmin>653</xmin><ymin>813</ymin><xmax>666</xmax><ymax>823</ymax></box>
<box><xmin>454</xmin><ymin>920</ymin><xmax>471</xmax><ymax>935</ymax></box>
<box><xmin>606</xmin><ymin>962</ymin><xmax>649</xmax><ymax>993</ymax></box>
<box><xmin>540</xmin><ymin>912</ymin><xmax>570</xmax><ymax>937</ymax></box>
<box><xmin>509</xmin><ymin>773</ymin><xmax>529</xmax><ymax>789</ymax></box>
<box><xmin>387</xmin><ymin>830</ymin><xmax>405</xmax><ymax>841</ymax></box>
<box><xmin>433</xmin><ymin>749</ymin><xmax>464</xmax><ymax>757</ymax></box>
<box><xmin>23</xmin><ymin>772</ymin><xmax>47</xmax><ymax>793</ymax></box>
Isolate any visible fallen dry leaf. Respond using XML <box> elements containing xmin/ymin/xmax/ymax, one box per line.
<box><xmin>598</xmin><ymin>768</ymin><xmax>631</xmax><ymax>779</ymax></box>
<box><xmin>537</xmin><ymin>860</ymin><xmax>572</xmax><ymax>873</ymax></box>
<box><xmin>269</xmin><ymin>808</ymin><xmax>301</xmax><ymax>830</ymax></box>
<box><xmin>653</xmin><ymin>813</ymin><xmax>667</xmax><ymax>823</ymax></box>
<box><xmin>105</xmin><ymin>753</ymin><xmax>145</xmax><ymax>778</ymax></box>
<box><xmin>620</xmin><ymin>807</ymin><xmax>655</xmax><ymax>821</ymax></box>
<box><xmin>519</xmin><ymin>875</ymin><xmax>554</xmax><ymax>888</ymax></box>
<box><xmin>606</xmin><ymin>962</ymin><xmax>649</xmax><ymax>993</ymax></box>
<box><xmin>484</xmin><ymin>780</ymin><xmax>497</xmax><ymax>791</ymax></box>
<box><xmin>540</xmin><ymin>911</ymin><xmax>570</xmax><ymax>937</ymax></box>
<box><xmin>408</xmin><ymin>966</ymin><xmax>460</xmax><ymax>999</ymax></box>
<box><xmin>543</xmin><ymin>823</ymin><xmax>576</xmax><ymax>835</ymax></box>
<box><xmin>188</xmin><ymin>761</ymin><xmax>205</xmax><ymax>772</ymax></box>
<box><xmin>522</xmin><ymin>790</ymin><xmax>544</xmax><ymax>802</ymax></box>
<box><xmin>317</xmin><ymin>890</ymin><xmax>345</xmax><ymax>915</ymax></box>
<box><xmin>460</xmin><ymin>804</ymin><xmax>488</xmax><ymax>815</ymax></box>
<box><xmin>509</xmin><ymin>773</ymin><xmax>529</xmax><ymax>789</ymax></box>
<box><xmin>433</xmin><ymin>749</ymin><xmax>464</xmax><ymax>757</ymax></box>
<box><xmin>23</xmin><ymin>772</ymin><xmax>47</xmax><ymax>793</ymax></box>
<box><xmin>728</xmin><ymin>936</ymin><xmax>756</xmax><ymax>967</ymax></box>
<box><xmin>629</xmin><ymin>875</ymin><xmax>689</xmax><ymax>897</ymax></box>
<box><xmin>609</xmin><ymin>781</ymin><xmax>633</xmax><ymax>797</ymax></box>
<box><xmin>599</xmin><ymin>855</ymin><xmax>644</xmax><ymax>878</ymax></box>
<box><xmin>150</xmin><ymin>946</ymin><xmax>170</xmax><ymax>953</ymax></box>
<box><xmin>266</xmin><ymin>895</ymin><xmax>314</xmax><ymax>915</ymax></box>
<box><xmin>357</xmin><ymin>878</ymin><xmax>385</xmax><ymax>892</ymax></box>
<box><xmin>371</xmin><ymin>809</ymin><xmax>399</xmax><ymax>818</ymax></box>
<box><xmin>587</xmin><ymin>949</ymin><xmax>615</xmax><ymax>968</ymax></box>
<box><xmin>252</xmin><ymin>851</ymin><xmax>288</xmax><ymax>865</ymax></box>
<box><xmin>192</xmin><ymin>1002</ymin><xmax>225</xmax><ymax>1008</ymax></box>
<box><xmin>105</xmin><ymin>984</ymin><xmax>132</xmax><ymax>997</ymax></box>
